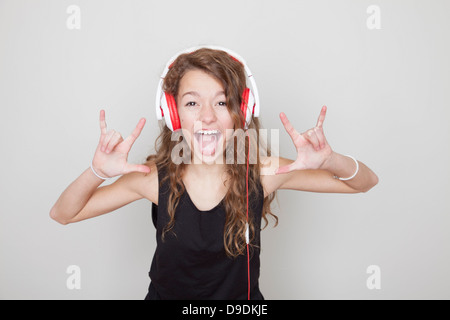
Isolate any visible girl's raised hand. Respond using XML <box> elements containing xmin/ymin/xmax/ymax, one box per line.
<box><xmin>276</xmin><ymin>106</ymin><xmax>333</xmax><ymax>174</ymax></box>
<box><xmin>91</xmin><ymin>110</ymin><xmax>151</xmax><ymax>178</ymax></box>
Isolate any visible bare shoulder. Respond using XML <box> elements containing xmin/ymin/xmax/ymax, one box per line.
<box><xmin>120</xmin><ymin>159</ymin><xmax>159</xmax><ymax>205</ymax></box>
<box><xmin>259</xmin><ymin>156</ymin><xmax>292</xmax><ymax>198</ymax></box>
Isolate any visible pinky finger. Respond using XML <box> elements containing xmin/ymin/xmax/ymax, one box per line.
<box><xmin>99</xmin><ymin>110</ymin><xmax>107</xmax><ymax>134</ymax></box>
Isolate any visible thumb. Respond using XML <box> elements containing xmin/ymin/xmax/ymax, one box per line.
<box><xmin>123</xmin><ymin>163</ymin><xmax>151</xmax><ymax>174</ymax></box>
<box><xmin>275</xmin><ymin>163</ymin><xmax>294</xmax><ymax>175</ymax></box>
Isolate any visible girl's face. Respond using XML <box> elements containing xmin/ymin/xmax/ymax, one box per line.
<box><xmin>177</xmin><ymin>69</ymin><xmax>234</xmax><ymax>164</ymax></box>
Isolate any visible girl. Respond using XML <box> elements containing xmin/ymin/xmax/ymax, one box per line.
<box><xmin>50</xmin><ymin>47</ymin><xmax>378</xmax><ymax>300</ymax></box>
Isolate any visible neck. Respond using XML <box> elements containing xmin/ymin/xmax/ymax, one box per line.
<box><xmin>185</xmin><ymin>162</ymin><xmax>226</xmax><ymax>179</ymax></box>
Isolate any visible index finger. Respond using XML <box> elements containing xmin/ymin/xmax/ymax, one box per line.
<box><xmin>280</xmin><ymin>112</ymin><xmax>299</xmax><ymax>138</ymax></box>
<box><xmin>316</xmin><ymin>105</ymin><xmax>327</xmax><ymax>127</ymax></box>
<box><xmin>99</xmin><ymin>109</ymin><xmax>107</xmax><ymax>134</ymax></box>
<box><xmin>123</xmin><ymin>117</ymin><xmax>146</xmax><ymax>149</ymax></box>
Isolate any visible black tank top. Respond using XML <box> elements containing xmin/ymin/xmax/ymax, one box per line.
<box><xmin>145</xmin><ymin>164</ymin><xmax>264</xmax><ymax>300</ymax></box>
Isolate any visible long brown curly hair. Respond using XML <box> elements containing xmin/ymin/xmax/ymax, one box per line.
<box><xmin>146</xmin><ymin>48</ymin><xmax>277</xmax><ymax>257</ymax></box>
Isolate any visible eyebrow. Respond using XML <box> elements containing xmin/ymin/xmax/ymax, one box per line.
<box><xmin>181</xmin><ymin>91</ymin><xmax>225</xmax><ymax>99</ymax></box>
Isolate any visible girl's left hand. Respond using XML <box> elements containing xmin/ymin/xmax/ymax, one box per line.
<box><xmin>276</xmin><ymin>106</ymin><xmax>333</xmax><ymax>174</ymax></box>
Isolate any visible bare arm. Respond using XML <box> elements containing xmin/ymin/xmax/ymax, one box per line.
<box><xmin>319</xmin><ymin>151</ymin><xmax>378</xmax><ymax>193</ymax></box>
<box><xmin>50</xmin><ymin>110</ymin><xmax>153</xmax><ymax>225</ymax></box>
<box><xmin>50</xmin><ymin>167</ymin><xmax>157</xmax><ymax>225</ymax></box>
<box><xmin>50</xmin><ymin>168</ymin><xmax>107</xmax><ymax>224</ymax></box>
<box><xmin>262</xmin><ymin>106</ymin><xmax>378</xmax><ymax>196</ymax></box>
<box><xmin>262</xmin><ymin>155</ymin><xmax>378</xmax><ymax>197</ymax></box>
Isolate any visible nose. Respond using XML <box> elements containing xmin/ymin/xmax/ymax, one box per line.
<box><xmin>198</xmin><ymin>103</ymin><xmax>217</xmax><ymax>125</ymax></box>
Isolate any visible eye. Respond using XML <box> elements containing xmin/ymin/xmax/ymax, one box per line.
<box><xmin>217</xmin><ymin>101</ymin><xmax>227</xmax><ymax>107</ymax></box>
<box><xmin>185</xmin><ymin>101</ymin><xmax>197</xmax><ymax>107</ymax></box>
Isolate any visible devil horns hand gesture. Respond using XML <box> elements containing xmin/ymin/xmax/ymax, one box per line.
<box><xmin>276</xmin><ymin>106</ymin><xmax>333</xmax><ymax>174</ymax></box>
<box><xmin>91</xmin><ymin>110</ymin><xmax>151</xmax><ymax>179</ymax></box>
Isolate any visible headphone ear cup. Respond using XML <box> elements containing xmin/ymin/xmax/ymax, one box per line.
<box><xmin>241</xmin><ymin>88</ymin><xmax>256</xmax><ymax>129</ymax></box>
<box><xmin>160</xmin><ymin>92</ymin><xmax>181</xmax><ymax>131</ymax></box>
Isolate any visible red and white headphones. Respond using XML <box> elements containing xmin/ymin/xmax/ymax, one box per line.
<box><xmin>155</xmin><ymin>45</ymin><xmax>260</xmax><ymax>131</ymax></box>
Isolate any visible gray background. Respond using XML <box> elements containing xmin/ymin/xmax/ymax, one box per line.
<box><xmin>1</xmin><ymin>0</ymin><xmax>449</xmax><ymax>299</ymax></box>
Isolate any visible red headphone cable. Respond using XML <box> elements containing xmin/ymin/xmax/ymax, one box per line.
<box><xmin>246</xmin><ymin>133</ymin><xmax>250</xmax><ymax>300</ymax></box>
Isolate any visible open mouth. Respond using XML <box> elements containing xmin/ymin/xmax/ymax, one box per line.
<box><xmin>194</xmin><ymin>129</ymin><xmax>222</xmax><ymax>156</ymax></box>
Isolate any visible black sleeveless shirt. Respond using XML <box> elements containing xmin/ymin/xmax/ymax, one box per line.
<box><xmin>145</xmin><ymin>164</ymin><xmax>264</xmax><ymax>300</ymax></box>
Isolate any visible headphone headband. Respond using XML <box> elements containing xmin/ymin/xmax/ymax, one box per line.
<box><xmin>155</xmin><ymin>45</ymin><xmax>260</xmax><ymax>121</ymax></box>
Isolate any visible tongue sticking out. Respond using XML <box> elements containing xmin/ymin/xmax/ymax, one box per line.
<box><xmin>196</xmin><ymin>133</ymin><xmax>219</xmax><ymax>156</ymax></box>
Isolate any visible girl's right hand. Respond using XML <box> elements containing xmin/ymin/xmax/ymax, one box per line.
<box><xmin>91</xmin><ymin>110</ymin><xmax>151</xmax><ymax>178</ymax></box>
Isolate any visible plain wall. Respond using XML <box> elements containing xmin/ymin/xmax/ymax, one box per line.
<box><xmin>1</xmin><ymin>0</ymin><xmax>449</xmax><ymax>299</ymax></box>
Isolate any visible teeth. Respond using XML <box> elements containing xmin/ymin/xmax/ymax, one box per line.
<box><xmin>196</xmin><ymin>130</ymin><xmax>220</xmax><ymax>135</ymax></box>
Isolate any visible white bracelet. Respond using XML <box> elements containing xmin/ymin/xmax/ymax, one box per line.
<box><xmin>333</xmin><ymin>155</ymin><xmax>359</xmax><ymax>181</ymax></box>
<box><xmin>90</xmin><ymin>161</ymin><xmax>110</xmax><ymax>180</ymax></box>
